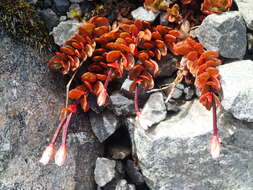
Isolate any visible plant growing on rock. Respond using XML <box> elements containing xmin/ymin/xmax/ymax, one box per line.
<box><xmin>40</xmin><ymin>0</ymin><xmax>232</xmax><ymax>165</ymax></box>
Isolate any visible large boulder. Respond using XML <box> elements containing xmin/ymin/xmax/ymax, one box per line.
<box><xmin>0</xmin><ymin>28</ymin><xmax>102</xmax><ymax>189</ymax></box>
<box><xmin>129</xmin><ymin>100</ymin><xmax>253</xmax><ymax>189</ymax></box>
<box><xmin>219</xmin><ymin>60</ymin><xmax>253</xmax><ymax>122</ymax></box>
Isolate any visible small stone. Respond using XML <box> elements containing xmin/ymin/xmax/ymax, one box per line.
<box><xmin>196</xmin><ymin>11</ymin><xmax>247</xmax><ymax>59</ymax></box>
<box><xmin>51</xmin><ymin>20</ymin><xmax>85</xmax><ymax>46</ymax></box>
<box><xmin>89</xmin><ymin>109</ymin><xmax>120</xmax><ymax>142</ymax></box>
<box><xmin>109</xmin><ymin>92</ymin><xmax>135</xmax><ymax>116</ymax></box>
<box><xmin>108</xmin><ymin>145</ymin><xmax>131</xmax><ymax>160</ymax></box>
<box><xmin>141</xmin><ymin>92</ymin><xmax>167</xmax><ymax>126</ymax></box>
<box><xmin>175</xmin><ymin>83</ymin><xmax>184</xmax><ymax>90</ymax></box>
<box><xmin>165</xmin><ymin>100</ymin><xmax>180</xmax><ymax>113</ymax></box>
<box><xmin>131</xmin><ymin>7</ymin><xmax>159</xmax><ymax>22</ymax></box>
<box><xmin>94</xmin><ymin>157</ymin><xmax>116</xmax><ymax>187</ymax></box>
<box><xmin>184</xmin><ymin>87</ymin><xmax>194</xmax><ymax>100</ymax></box>
<box><xmin>219</xmin><ymin>60</ymin><xmax>253</xmax><ymax>122</ymax></box>
<box><xmin>171</xmin><ymin>88</ymin><xmax>183</xmax><ymax>99</ymax></box>
<box><xmin>234</xmin><ymin>0</ymin><xmax>253</xmax><ymax>30</ymax></box>
<box><xmin>53</xmin><ymin>0</ymin><xmax>70</xmax><ymax>14</ymax></box>
<box><xmin>128</xmin><ymin>184</ymin><xmax>136</xmax><ymax>190</ymax></box>
<box><xmin>38</xmin><ymin>9</ymin><xmax>59</xmax><ymax>31</ymax></box>
<box><xmin>160</xmin><ymin>12</ymin><xmax>168</xmax><ymax>26</ymax></box>
<box><xmin>157</xmin><ymin>54</ymin><xmax>177</xmax><ymax>77</ymax></box>
<box><xmin>126</xmin><ymin>160</ymin><xmax>145</xmax><ymax>186</ymax></box>
<box><xmin>115</xmin><ymin>179</ymin><xmax>128</xmax><ymax>190</ymax></box>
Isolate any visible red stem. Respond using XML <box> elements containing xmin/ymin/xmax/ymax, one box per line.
<box><xmin>50</xmin><ymin>116</ymin><xmax>67</xmax><ymax>145</ymax></box>
<box><xmin>212</xmin><ymin>93</ymin><xmax>218</xmax><ymax>136</ymax></box>
<box><xmin>61</xmin><ymin>113</ymin><xmax>73</xmax><ymax>145</ymax></box>
<box><xmin>134</xmin><ymin>84</ymin><xmax>140</xmax><ymax>116</ymax></box>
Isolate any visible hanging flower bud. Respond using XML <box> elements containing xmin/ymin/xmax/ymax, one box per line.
<box><xmin>39</xmin><ymin>143</ymin><xmax>54</xmax><ymax>165</ymax></box>
<box><xmin>55</xmin><ymin>144</ymin><xmax>67</xmax><ymax>166</ymax></box>
<box><xmin>208</xmin><ymin>135</ymin><xmax>221</xmax><ymax>159</ymax></box>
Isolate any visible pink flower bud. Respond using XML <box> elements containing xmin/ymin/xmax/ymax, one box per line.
<box><xmin>208</xmin><ymin>135</ymin><xmax>221</xmax><ymax>159</ymax></box>
<box><xmin>55</xmin><ymin>144</ymin><xmax>67</xmax><ymax>166</ymax></box>
<box><xmin>39</xmin><ymin>143</ymin><xmax>54</xmax><ymax>165</ymax></box>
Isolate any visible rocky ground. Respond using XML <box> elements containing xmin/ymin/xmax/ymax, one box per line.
<box><xmin>0</xmin><ymin>0</ymin><xmax>253</xmax><ymax>190</ymax></box>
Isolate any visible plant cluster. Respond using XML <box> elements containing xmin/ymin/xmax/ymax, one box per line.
<box><xmin>40</xmin><ymin>0</ymin><xmax>233</xmax><ymax>165</ymax></box>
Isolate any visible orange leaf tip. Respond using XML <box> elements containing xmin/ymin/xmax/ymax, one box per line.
<box><xmin>39</xmin><ymin>143</ymin><xmax>54</xmax><ymax>165</ymax></box>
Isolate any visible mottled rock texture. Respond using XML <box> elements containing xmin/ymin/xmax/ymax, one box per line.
<box><xmin>196</xmin><ymin>11</ymin><xmax>247</xmax><ymax>59</ymax></box>
<box><xmin>220</xmin><ymin>60</ymin><xmax>253</xmax><ymax>122</ymax></box>
<box><xmin>131</xmin><ymin>100</ymin><xmax>253</xmax><ymax>190</ymax></box>
<box><xmin>235</xmin><ymin>0</ymin><xmax>253</xmax><ymax>30</ymax></box>
<box><xmin>0</xmin><ymin>27</ymin><xmax>102</xmax><ymax>190</ymax></box>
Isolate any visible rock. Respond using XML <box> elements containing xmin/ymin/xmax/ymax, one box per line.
<box><xmin>159</xmin><ymin>12</ymin><xmax>169</xmax><ymax>26</ymax></box>
<box><xmin>115</xmin><ymin>179</ymin><xmax>128</xmax><ymax>190</ymax></box>
<box><xmin>70</xmin><ymin>0</ymin><xmax>84</xmax><ymax>2</ymax></box>
<box><xmin>171</xmin><ymin>84</ymin><xmax>184</xmax><ymax>99</ymax></box>
<box><xmin>108</xmin><ymin>144</ymin><xmax>131</xmax><ymax>160</ymax></box>
<box><xmin>219</xmin><ymin>60</ymin><xmax>253</xmax><ymax>122</ymax></box>
<box><xmin>184</xmin><ymin>86</ymin><xmax>194</xmax><ymax>100</ymax></box>
<box><xmin>196</xmin><ymin>11</ymin><xmax>247</xmax><ymax>59</ymax></box>
<box><xmin>89</xmin><ymin>109</ymin><xmax>120</xmax><ymax>142</ymax></box>
<box><xmin>131</xmin><ymin>7</ymin><xmax>159</xmax><ymax>22</ymax></box>
<box><xmin>44</xmin><ymin>0</ymin><xmax>53</xmax><ymax>8</ymax></box>
<box><xmin>132</xmin><ymin>99</ymin><xmax>253</xmax><ymax>189</ymax></box>
<box><xmin>141</xmin><ymin>92</ymin><xmax>167</xmax><ymax>126</ymax></box>
<box><xmin>51</xmin><ymin>20</ymin><xmax>85</xmax><ymax>46</ymax></box>
<box><xmin>128</xmin><ymin>184</ymin><xmax>136</xmax><ymax>190</ymax></box>
<box><xmin>38</xmin><ymin>9</ymin><xmax>59</xmax><ymax>31</ymax></box>
<box><xmin>234</xmin><ymin>0</ymin><xmax>253</xmax><ymax>30</ymax></box>
<box><xmin>165</xmin><ymin>100</ymin><xmax>180</xmax><ymax>113</ymax></box>
<box><xmin>121</xmin><ymin>79</ymin><xmax>133</xmax><ymax>98</ymax></box>
<box><xmin>53</xmin><ymin>0</ymin><xmax>70</xmax><ymax>14</ymax></box>
<box><xmin>0</xmin><ymin>28</ymin><xmax>102</xmax><ymax>190</ymax></box>
<box><xmin>109</xmin><ymin>92</ymin><xmax>135</xmax><ymax>116</ymax></box>
<box><xmin>125</xmin><ymin>160</ymin><xmax>145</xmax><ymax>186</ymax></box>
<box><xmin>94</xmin><ymin>157</ymin><xmax>116</xmax><ymax>187</ymax></box>
<box><xmin>157</xmin><ymin>54</ymin><xmax>177</xmax><ymax>77</ymax></box>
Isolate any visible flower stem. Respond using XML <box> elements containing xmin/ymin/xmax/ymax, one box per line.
<box><xmin>50</xmin><ymin>116</ymin><xmax>67</xmax><ymax>145</ymax></box>
<box><xmin>134</xmin><ymin>84</ymin><xmax>140</xmax><ymax>116</ymax></box>
<box><xmin>61</xmin><ymin>113</ymin><xmax>73</xmax><ymax>145</ymax></box>
<box><xmin>104</xmin><ymin>68</ymin><xmax>113</xmax><ymax>90</ymax></box>
<box><xmin>212</xmin><ymin>93</ymin><xmax>218</xmax><ymax>136</ymax></box>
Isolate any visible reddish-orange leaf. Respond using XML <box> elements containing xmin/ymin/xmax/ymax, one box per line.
<box><xmin>81</xmin><ymin>72</ymin><xmax>97</xmax><ymax>83</ymax></box>
<box><xmin>106</xmin><ymin>50</ymin><xmax>122</xmax><ymax>62</ymax></box>
<box><xmin>68</xmin><ymin>88</ymin><xmax>85</xmax><ymax>99</ymax></box>
<box><xmin>60</xmin><ymin>46</ymin><xmax>75</xmax><ymax>55</ymax></box>
<box><xmin>79</xmin><ymin>23</ymin><xmax>96</xmax><ymax>36</ymax></box>
<box><xmin>81</xmin><ymin>95</ymin><xmax>89</xmax><ymax>112</ymax></box>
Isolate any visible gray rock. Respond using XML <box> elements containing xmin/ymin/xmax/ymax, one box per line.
<box><xmin>121</xmin><ymin>79</ymin><xmax>133</xmax><ymax>98</ymax></box>
<box><xmin>141</xmin><ymin>92</ymin><xmax>167</xmax><ymax>126</ymax></box>
<box><xmin>235</xmin><ymin>0</ymin><xmax>253</xmax><ymax>30</ymax></box>
<box><xmin>171</xmin><ymin>84</ymin><xmax>184</xmax><ymax>99</ymax></box>
<box><xmin>115</xmin><ymin>179</ymin><xmax>129</xmax><ymax>190</ymax></box>
<box><xmin>157</xmin><ymin>54</ymin><xmax>177</xmax><ymax>77</ymax></box>
<box><xmin>196</xmin><ymin>11</ymin><xmax>247</xmax><ymax>59</ymax></box>
<box><xmin>128</xmin><ymin>184</ymin><xmax>136</xmax><ymax>190</ymax></box>
<box><xmin>219</xmin><ymin>60</ymin><xmax>253</xmax><ymax>122</ymax></box>
<box><xmin>44</xmin><ymin>0</ymin><xmax>52</xmax><ymax>8</ymax></box>
<box><xmin>109</xmin><ymin>92</ymin><xmax>135</xmax><ymax>116</ymax></box>
<box><xmin>126</xmin><ymin>160</ymin><xmax>145</xmax><ymax>186</ymax></box>
<box><xmin>0</xmin><ymin>28</ymin><xmax>102</xmax><ymax>190</ymax></box>
<box><xmin>70</xmin><ymin>0</ymin><xmax>84</xmax><ymax>2</ymax></box>
<box><xmin>53</xmin><ymin>0</ymin><xmax>70</xmax><ymax>14</ymax></box>
<box><xmin>159</xmin><ymin>12</ymin><xmax>169</xmax><ymax>26</ymax></box>
<box><xmin>108</xmin><ymin>145</ymin><xmax>131</xmax><ymax>160</ymax></box>
<box><xmin>131</xmin><ymin>7</ymin><xmax>159</xmax><ymax>22</ymax></box>
<box><xmin>132</xmin><ymin>99</ymin><xmax>253</xmax><ymax>189</ymax></box>
<box><xmin>89</xmin><ymin>109</ymin><xmax>120</xmax><ymax>142</ymax></box>
<box><xmin>165</xmin><ymin>100</ymin><xmax>180</xmax><ymax>113</ymax></box>
<box><xmin>94</xmin><ymin>157</ymin><xmax>116</xmax><ymax>187</ymax></box>
<box><xmin>184</xmin><ymin>87</ymin><xmax>194</xmax><ymax>100</ymax></box>
<box><xmin>51</xmin><ymin>20</ymin><xmax>85</xmax><ymax>46</ymax></box>
<box><xmin>38</xmin><ymin>9</ymin><xmax>59</xmax><ymax>31</ymax></box>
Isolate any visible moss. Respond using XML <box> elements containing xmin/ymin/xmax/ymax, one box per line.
<box><xmin>0</xmin><ymin>0</ymin><xmax>53</xmax><ymax>50</ymax></box>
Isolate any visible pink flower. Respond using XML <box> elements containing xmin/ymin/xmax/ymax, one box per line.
<box><xmin>55</xmin><ymin>144</ymin><xmax>67</xmax><ymax>166</ymax></box>
<box><xmin>208</xmin><ymin>135</ymin><xmax>221</xmax><ymax>159</ymax></box>
<box><xmin>39</xmin><ymin>143</ymin><xmax>54</xmax><ymax>165</ymax></box>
